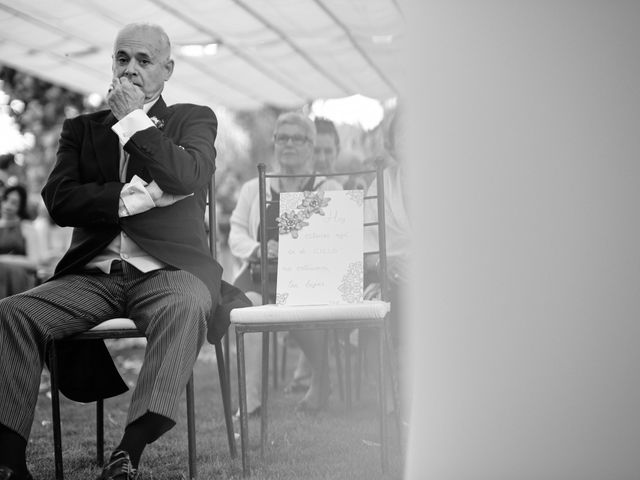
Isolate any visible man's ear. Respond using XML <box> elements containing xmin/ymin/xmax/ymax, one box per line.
<box><xmin>164</xmin><ymin>59</ymin><xmax>175</xmax><ymax>81</ymax></box>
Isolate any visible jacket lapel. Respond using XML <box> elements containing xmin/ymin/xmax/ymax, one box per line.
<box><xmin>91</xmin><ymin>112</ymin><xmax>120</xmax><ymax>181</ymax></box>
<box><xmin>147</xmin><ymin>96</ymin><xmax>169</xmax><ymax>126</ymax></box>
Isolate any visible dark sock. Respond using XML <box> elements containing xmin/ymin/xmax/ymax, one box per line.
<box><xmin>116</xmin><ymin>412</ymin><xmax>175</xmax><ymax>467</ymax></box>
<box><xmin>0</xmin><ymin>424</ymin><xmax>27</xmax><ymax>473</ymax></box>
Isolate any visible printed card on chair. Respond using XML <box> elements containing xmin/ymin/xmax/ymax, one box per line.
<box><xmin>275</xmin><ymin>190</ymin><xmax>364</xmax><ymax>305</ymax></box>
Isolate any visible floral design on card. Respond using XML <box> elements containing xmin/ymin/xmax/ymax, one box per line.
<box><xmin>345</xmin><ymin>189</ymin><xmax>364</xmax><ymax>206</ymax></box>
<box><xmin>337</xmin><ymin>261</ymin><xmax>363</xmax><ymax>303</ymax></box>
<box><xmin>276</xmin><ymin>292</ymin><xmax>289</xmax><ymax>306</ymax></box>
<box><xmin>276</xmin><ymin>191</ymin><xmax>331</xmax><ymax>238</ymax></box>
<box><xmin>276</xmin><ymin>211</ymin><xmax>309</xmax><ymax>239</ymax></box>
<box><xmin>297</xmin><ymin>191</ymin><xmax>330</xmax><ymax>216</ymax></box>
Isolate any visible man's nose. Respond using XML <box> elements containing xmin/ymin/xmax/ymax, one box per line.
<box><xmin>122</xmin><ymin>60</ymin><xmax>137</xmax><ymax>77</ymax></box>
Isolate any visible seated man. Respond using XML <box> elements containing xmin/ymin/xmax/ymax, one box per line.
<box><xmin>0</xmin><ymin>23</ymin><xmax>248</xmax><ymax>480</ymax></box>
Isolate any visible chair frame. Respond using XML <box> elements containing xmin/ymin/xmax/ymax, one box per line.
<box><xmin>233</xmin><ymin>160</ymin><xmax>399</xmax><ymax>476</ymax></box>
<box><xmin>48</xmin><ymin>174</ymin><xmax>236</xmax><ymax>480</ymax></box>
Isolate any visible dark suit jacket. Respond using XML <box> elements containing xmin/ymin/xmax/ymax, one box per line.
<box><xmin>42</xmin><ymin>97</ymin><xmax>249</xmax><ymax>401</ymax></box>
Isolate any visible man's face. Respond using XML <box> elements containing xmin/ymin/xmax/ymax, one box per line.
<box><xmin>112</xmin><ymin>27</ymin><xmax>173</xmax><ymax>102</ymax></box>
<box><xmin>274</xmin><ymin>123</ymin><xmax>313</xmax><ymax>170</ymax></box>
<box><xmin>313</xmin><ymin>133</ymin><xmax>339</xmax><ymax>172</ymax></box>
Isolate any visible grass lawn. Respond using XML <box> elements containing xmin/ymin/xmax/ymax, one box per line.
<box><xmin>28</xmin><ymin>336</ymin><xmax>405</xmax><ymax>479</ymax></box>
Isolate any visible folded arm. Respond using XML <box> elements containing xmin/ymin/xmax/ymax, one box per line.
<box><xmin>42</xmin><ymin>105</ymin><xmax>216</xmax><ymax>227</ymax></box>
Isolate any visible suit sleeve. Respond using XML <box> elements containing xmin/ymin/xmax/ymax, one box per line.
<box><xmin>42</xmin><ymin>117</ymin><xmax>123</xmax><ymax>228</ymax></box>
<box><xmin>125</xmin><ymin>105</ymin><xmax>217</xmax><ymax>195</ymax></box>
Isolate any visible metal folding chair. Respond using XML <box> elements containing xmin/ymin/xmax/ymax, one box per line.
<box><xmin>48</xmin><ymin>174</ymin><xmax>236</xmax><ymax>480</ymax></box>
<box><xmin>230</xmin><ymin>161</ymin><xmax>399</xmax><ymax>476</ymax></box>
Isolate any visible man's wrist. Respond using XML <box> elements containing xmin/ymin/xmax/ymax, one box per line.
<box><xmin>120</xmin><ymin>180</ymin><xmax>156</xmax><ymax>216</ymax></box>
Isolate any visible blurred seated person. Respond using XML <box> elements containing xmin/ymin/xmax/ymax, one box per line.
<box><xmin>343</xmin><ymin>156</ymin><xmax>378</xmax><ymax>191</ymax></box>
<box><xmin>229</xmin><ymin>111</ymin><xmax>343</xmax><ymax>414</ymax></box>
<box><xmin>32</xmin><ymin>199</ymin><xmax>72</xmax><ymax>281</ymax></box>
<box><xmin>0</xmin><ymin>185</ymin><xmax>41</xmax><ymax>298</ymax></box>
<box><xmin>363</xmin><ymin>110</ymin><xmax>410</xmax><ymax>412</ymax></box>
<box><xmin>364</xmin><ymin>111</ymin><xmax>409</xmax><ymax>290</ymax></box>
<box><xmin>312</xmin><ymin>117</ymin><xmax>340</xmax><ymax>174</ymax></box>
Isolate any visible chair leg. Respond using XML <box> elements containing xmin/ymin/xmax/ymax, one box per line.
<box><xmin>49</xmin><ymin>342</ymin><xmax>64</xmax><ymax>480</ymax></box>
<box><xmin>280</xmin><ymin>334</ymin><xmax>288</xmax><ymax>383</ymax></box>
<box><xmin>333</xmin><ymin>330</ymin><xmax>344</xmax><ymax>402</ymax></box>
<box><xmin>377</xmin><ymin>326</ymin><xmax>389</xmax><ymax>473</ymax></box>
<box><xmin>384</xmin><ymin>319</ymin><xmax>404</xmax><ymax>453</ymax></box>
<box><xmin>343</xmin><ymin>330</ymin><xmax>353</xmax><ymax>412</ymax></box>
<box><xmin>271</xmin><ymin>332</ymin><xmax>278</xmax><ymax>389</ymax></box>
<box><xmin>320</xmin><ymin>330</ymin><xmax>330</xmax><ymax>401</ymax></box>
<box><xmin>260</xmin><ymin>331</ymin><xmax>270</xmax><ymax>458</ymax></box>
<box><xmin>355</xmin><ymin>329</ymin><xmax>363</xmax><ymax>402</ymax></box>
<box><xmin>235</xmin><ymin>329</ymin><xmax>250</xmax><ymax>477</ymax></box>
<box><xmin>96</xmin><ymin>398</ymin><xmax>104</xmax><ymax>466</ymax></box>
<box><xmin>223</xmin><ymin>333</ymin><xmax>231</xmax><ymax>392</ymax></box>
<box><xmin>215</xmin><ymin>340</ymin><xmax>237</xmax><ymax>458</ymax></box>
<box><xmin>186</xmin><ymin>373</ymin><xmax>197</xmax><ymax>479</ymax></box>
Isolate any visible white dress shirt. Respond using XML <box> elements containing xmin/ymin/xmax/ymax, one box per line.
<box><xmin>85</xmin><ymin>100</ymin><xmax>167</xmax><ymax>274</ymax></box>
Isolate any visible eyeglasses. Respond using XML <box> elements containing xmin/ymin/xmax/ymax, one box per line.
<box><xmin>274</xmin><ymin>134</ymin><xmax>310</xmax><ymax>146</ymax></box>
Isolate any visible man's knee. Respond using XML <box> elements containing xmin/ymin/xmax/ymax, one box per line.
<box><xmin>152</xmin><ymin>291</ymin><xmax>210</xmax><ymax>334</ymax></box>
<box><xmin>175</xmin><ymin>288</ymin><xmax>211</xmax><ymax>316</ymax></box>
<box><xmin>0</xmin><ymin>295</ymin><xmax>38</xmax><ymax>337</ymax></box>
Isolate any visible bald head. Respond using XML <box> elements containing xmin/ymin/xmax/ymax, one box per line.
<box><xmin>114</xmin><ymin>23</ymin><xmax>172</xmax><ymax>61</ymax></box>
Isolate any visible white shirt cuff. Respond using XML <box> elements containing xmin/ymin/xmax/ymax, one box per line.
<box><xmin>119</xmin><ymin>175</ymin><xmax>155</xmax><ymax>217</ymax></box>
<box><xmin>111</xmin><ymin>109</ymin><xmax>155</xmax><ymax>146</ymax></box>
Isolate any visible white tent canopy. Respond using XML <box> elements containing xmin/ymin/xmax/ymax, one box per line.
<box><xmin>0</xmin><ymin>0</ymin><xmax>404</xmax><ymax>110</ymax></box>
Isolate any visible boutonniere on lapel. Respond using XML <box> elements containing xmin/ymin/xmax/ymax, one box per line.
<box><xmin>149</xmin><ymin>116</ymin><xmax>165</xmax><ymax>129</ymax></box>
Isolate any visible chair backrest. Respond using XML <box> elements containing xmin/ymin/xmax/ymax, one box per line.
<box><xmin>255</xmin><ymin>160</ymin><xmax>389</xmax><ymax>305</ymax></box>
<box><xmin>207</xmin><ymin>173</ymin><xmax>218</xmax><ymax>260</ymax></box>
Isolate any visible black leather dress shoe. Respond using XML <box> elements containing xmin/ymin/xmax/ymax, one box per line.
<box><xmin>96</xmin><ymin>450</ymin><xmax>138</xmax><ymax>480</ymax></box>
<box><xmin>0</xmin><ymin>466</ymin><xmax>34</xmax><ymax>480</ymax></box>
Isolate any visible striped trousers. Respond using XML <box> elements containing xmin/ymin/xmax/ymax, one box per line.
<box><xmin>0</xmin><ymin>262</ymin><xmax>211</xmax><ymax>440</ymax></box>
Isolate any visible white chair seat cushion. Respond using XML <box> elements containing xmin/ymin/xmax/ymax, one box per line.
<box><xmin>89</xmin><ymin>317</ymin><xmax>137</xmax><ymax>331</ymax></box>
<box><xmin>230</xmin><ymin>300</ymin><xmax>390</xmax><ymax>324</ymax></box>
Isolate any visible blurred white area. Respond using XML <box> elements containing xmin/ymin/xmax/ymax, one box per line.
<box><xmin>0</xmin><ymin>89</ymin><xmax>31</xmax><ymax>155</ymax></box>
<box><xmin>406</xmin><ymin>1</ymin><xmax>640</xmax><ymax>479</ymax></box>
<box><xmin>311</xmin><ymin>94</ymin><xmax>385</xmax><ymax>130</ymax></box>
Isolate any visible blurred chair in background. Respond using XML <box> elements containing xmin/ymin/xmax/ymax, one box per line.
<box><xmin>231</xmin><ymin>160</ymin><xmax>398</xmax><ymax>476</ymax></box>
